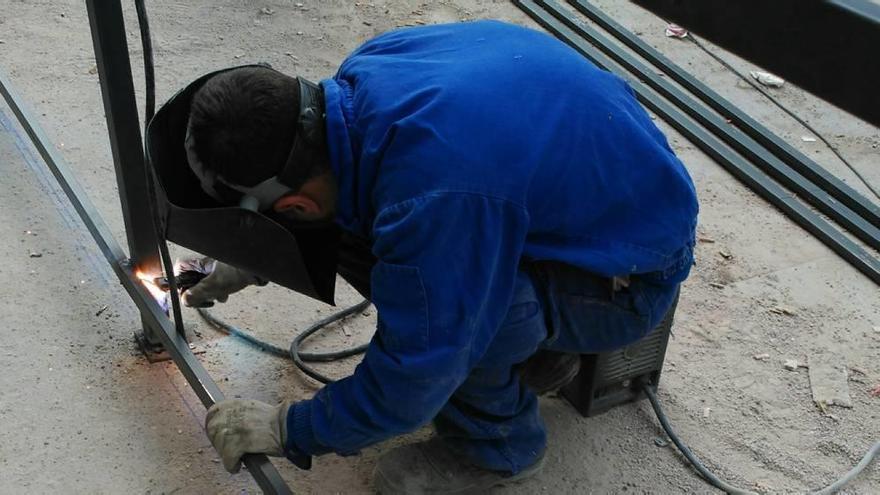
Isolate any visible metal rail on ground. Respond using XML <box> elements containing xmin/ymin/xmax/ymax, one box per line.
<box><xmin>567</xmin><ymin>0</ymin><xmax>880</xmax><ymax>229</ymax></box>
<box><xmin>513</xmin><ymin>0</ymin><xmax>880</xmax><ymax>285</ymax></box>
<box><xmin>535</xmin><ymin>0</ymin><xmax>880</xmax><ymax>252</ymax></box>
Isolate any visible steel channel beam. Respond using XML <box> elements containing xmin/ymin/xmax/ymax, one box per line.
<box><xmin>0</xmin><ymin>70</ymin><xmax>293</xmax><ymax>495</ymax></box>
<box><xmin>568</xmin><ymin>0</ymin><xmax>880</xmax><ymax>229</ymax></box>
<box><xmin>85</xmin><ymin>0</ymin><xmax>166</xmax><ymax>344</ymax></box>
<box><xmin>535</xmin><ymin>0</ymin><xmax>880</xmax><ymax>252</ymax></box>
<box><xmin>513</xmin><ymin>0</ymin><xmax>880</xmax><ymax>284</ymax></box>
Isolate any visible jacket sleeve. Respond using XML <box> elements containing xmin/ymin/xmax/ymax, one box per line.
<box><xmin>285</xmin><ymin>192</ymin><xmax>530</xmax><ymax>458</ymax></box>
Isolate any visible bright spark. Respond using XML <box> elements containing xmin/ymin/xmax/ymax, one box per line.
<box><xmin>136</xmin><ymin>270</ymin><xmax>169</xmax><ymax>308</ymax></box>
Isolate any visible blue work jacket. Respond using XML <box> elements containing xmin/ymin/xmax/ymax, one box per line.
<box><xmin>286</xmin><ymin>20</ymin><xmax>698</xmax><ymax>460</ymax></box>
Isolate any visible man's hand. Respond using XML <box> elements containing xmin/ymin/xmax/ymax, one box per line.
<box><xmin>205</xmin><ymin>399</ymin><xmax>292</xmax><ymax>473</ymax></box>
<box><xmin>174</xmin><ymin>257</ymin><xmax>263</xmax><ymax>308</ymax></box>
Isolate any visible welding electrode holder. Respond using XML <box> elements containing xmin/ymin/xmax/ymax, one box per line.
<box><xmin>144</xmin><ymin>65</ymin><xmax>340</xmax><ymax>305</ymax></box>
<box><xmin>153</xmin><ymin>270</ymin><xmax>208</xmax><ymax>292</ymax></box>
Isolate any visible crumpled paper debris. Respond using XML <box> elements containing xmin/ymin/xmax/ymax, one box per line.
<box><xmin>665</xmin><ymin>23</ymin><xmax>688</xmax><ymax>38</ymax></box>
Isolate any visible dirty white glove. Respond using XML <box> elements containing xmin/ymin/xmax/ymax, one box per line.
<box><xmin>174</xmin><ymin>257</ymin><xmax>263</xmax><ymax>308</ymax></box>
<box><xmin>205</xmin><ymin>399</ymin><xmax>292</xmax><ymax>473</ymax></box>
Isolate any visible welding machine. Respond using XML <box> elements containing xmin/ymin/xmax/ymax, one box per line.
<box><xmin>562</xmin><ymin>294</ymin><xmax>678</xmax><ymax>416</ymax></box>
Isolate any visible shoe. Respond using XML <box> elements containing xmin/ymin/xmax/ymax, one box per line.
<box><xmin>519</xmin><ymin>350</ymin><xmax>581</xmax><ymax>395</ymax></box>
<box><xmin>373</xmin><ymin>437</ymin><xmax>544</xmax><ymax>495</ymax></box>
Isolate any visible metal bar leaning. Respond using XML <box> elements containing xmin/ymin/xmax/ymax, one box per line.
<box><xmin>567</xmin><ymin>0</ymin><xmax>880</xmax><ymax>228</ymax></box>
<box><xmin>0</xmin><ymin>70</ymin><xmax>294</xmax><ymax>495</ymax></box>
<box><xmin>537</xmin><ymin>0</ymin><xmax>880</xmax><ymax>252</ymax></box>
<box><xmin>512</xmin><ymin>0</ymin><xmax>880</xmax><ymax>285</ymax></box>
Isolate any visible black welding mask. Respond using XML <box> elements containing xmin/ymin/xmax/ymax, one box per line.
<box><xmin>144</xmin><ymin>65</ymin><xmax>339</xmax><ymax>304</ymax></box>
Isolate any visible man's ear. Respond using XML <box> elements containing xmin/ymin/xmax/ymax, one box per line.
<box><xmin>273</xmin><ymin>193</ymin><xmax>321</xmax><ymax>217</ymax></box>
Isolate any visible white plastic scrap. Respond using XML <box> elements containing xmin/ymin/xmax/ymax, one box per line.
<box><xmin>750</xmin><ymin>71</ymin><xmax>785</xmax><ymax>88</ymax></box>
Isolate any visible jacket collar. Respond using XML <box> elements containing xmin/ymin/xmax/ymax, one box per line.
<box><xmin>321</xmin><ymin>78</ymin><xmax>365</xmax><ymax>236</ymax></box>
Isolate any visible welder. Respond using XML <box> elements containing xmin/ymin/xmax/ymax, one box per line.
<box><xmin>177</xmin><ymin>21</ymin><xmax>698</xmax><ymax>494</ymax></box>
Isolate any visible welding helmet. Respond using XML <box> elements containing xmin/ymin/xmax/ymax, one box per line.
<box><xmin>145</xmin><ymin>65</ymin><xmax>339</xmax><ymax>304</ymax></box>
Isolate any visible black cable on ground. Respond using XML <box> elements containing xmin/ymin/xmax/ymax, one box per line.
<box><xmin>134</xmin><ymin>0</ymin><xmax>156</xmax><ymax>126</ymax></box>
<box><xmin>642</xmin><ymin>384</ymin><xmax>880</xmax><ymax>494</ymax></box>
<box><xmin>198</xmin><ymin>300</ymin><xmax>371</xmax><ymax>384</ymax></box>
<box><xmin>686</xmin><ymin>35</ymin><xmax>880</xmax><ymax>201</ymax></box>
<box><xmin>641</xmin><ymin>384</ymin><xmax>757</xmax><ymax>495</ymax></box>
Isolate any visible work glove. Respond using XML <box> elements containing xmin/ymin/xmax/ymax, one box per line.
<box><xmin>174</xmin><ymin>257</ymin><xmax>263</xmax><ymax>308</ymax></box>
<box><xmin>205</xmin><ymin>399</ymin><xmax>292</xmax><ymax>473</ymax></box>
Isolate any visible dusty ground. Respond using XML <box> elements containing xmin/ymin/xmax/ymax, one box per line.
<box><xmin>1</xmin><ymin>1</ymin><xmax>879</xmax><ymax>493</ymax></box>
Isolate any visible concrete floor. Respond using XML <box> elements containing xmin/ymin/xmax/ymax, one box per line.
<box><xmin>0</xmin><ymin>1</ymin><xmax>878</xmax><ymax>493</ymax></box>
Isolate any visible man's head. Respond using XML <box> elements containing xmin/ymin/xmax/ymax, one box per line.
<box><xmin>187</xmin><ymin>66</ymin><xmax>336</xmax><ymax>221</ymax></box>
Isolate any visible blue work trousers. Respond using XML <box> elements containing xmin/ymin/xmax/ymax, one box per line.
<box><xmin>336</xmin><ymin>238</ymin><xmax>679</xmax><ymax>475</ymax></box>
<box><xmin>434</xmin><ymin>263</ymin><xmax>679</xmax><ymax>474</ymax></box>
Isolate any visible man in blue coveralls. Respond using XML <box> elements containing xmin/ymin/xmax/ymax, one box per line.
<box><xmin>184</xmin><ymin>21</ymin><xmax>698</xmax><ymax>494</ymax></box>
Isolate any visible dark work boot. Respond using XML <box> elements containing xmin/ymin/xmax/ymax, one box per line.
<box><xmin>519</xmin><ymin>350</ymin><xmax>581</xmax><ymax>395</ymax></box>
<box><xmin>373</xmin><ymin>438</ymin><xmax>544</xmax><ymax>495</ymax></box>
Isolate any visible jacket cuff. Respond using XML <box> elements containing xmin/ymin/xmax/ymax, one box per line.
<box><xmin>284</xmin><ymin>400</ymin><xmax>330</xmax><ymax>468</ymax></box>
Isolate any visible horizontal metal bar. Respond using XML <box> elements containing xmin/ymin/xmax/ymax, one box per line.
<box><xmin>538</xmin><ymin>0</ymin><xmax>880</xmax><ymax>252</ymax></box>
<box><xmin>632</xmin><ymin>0</ymin><xmax>880</xmax><ymax>127</ymax></box>
<box><xmin>0</xmin><ymin>69</ymin><xmax>293</xmax><ymax>495</ymax></box>
<box><xmin>513</xmin><ymin>0</ymin><xmax>880</xmax><ymax>284</ymax></box>
<box><xmin>568</xmin><ymin>0</ymin><xmax>880</xmax><ymax>229</ymax></box>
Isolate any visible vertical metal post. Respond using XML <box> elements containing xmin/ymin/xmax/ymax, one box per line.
<box><xmin>86</xmin><ymin>0</ymin><xmax>164</xmax><ymax>347</ymax></box>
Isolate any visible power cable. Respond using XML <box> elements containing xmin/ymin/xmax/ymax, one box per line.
<box><xmin>198</xmin><ymin>301</ymin><xmax>371</xmax><ymax>384</ymax></box>
<box><xmin>643</xmin><ymin>383</ymin><xmax>880</xmax><ymax>495</ymax></box>
<box><xmin>134</xmin><ymin>0</ymin><xmax>155</xmax><ymax>126</ymax></box>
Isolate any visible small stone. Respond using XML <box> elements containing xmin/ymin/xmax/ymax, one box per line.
<box><xmin>698</xmin><ymin>236</ymin><xmax>716</xmax><ymax>243</ymax></box>
<box><xmin>718</xmin><ymin>250</ymin><xmax>732</xmax><ymax>260</ymax></box>
<box><xmin>363</xmin><ymin>21</ymin><xmax>372</xmax><ymax>26</ymax></box>
<box><xmin>296</xmin><ymin>31</ymin><xmax>304</xmax><ymax>36</ymax></box>
<box><xmin>753</xmin><ymin>353</ymin><xmax>770</xmax><ymax>361</ymax></box>
<box><xmin>702</xmin><ymin>407</ymin><xmax>711</xmax><ymax>418</ymax></box>
<box><xmin>29</xmin><ymin>251</ymin><xmax>42</xmax><ymax>258</ymax></box>
<box><xmin>709</xmin><ymin>282</ymin><xmax>725</xmax><ymax>289</ymax></box>
<box><xmin>783</xmin><ymin>359</ymin><xmax>799</xmax><ymax>371</ymax></box>
<box><xmin>653</xmin><ymin>437</ymin><xmax>669</xmax><ymax>447</ymax></box>
<box><xmin>260</xmin><ymin>7</ymin><xmax>275</xmax><ymax>15</ymax></box>
<box><xmin>770</xmin><ymin>306</ymin><xmax>796</xmax><ymax>316</ymax></box>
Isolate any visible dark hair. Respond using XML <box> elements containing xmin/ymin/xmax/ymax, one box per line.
<box><xmin>188</xmin><ymin>66</ymin><xmax>325</xmax><ymax>188</ymax></box>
